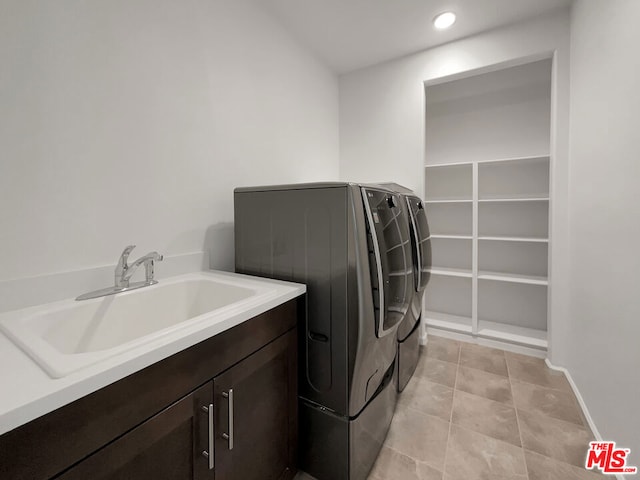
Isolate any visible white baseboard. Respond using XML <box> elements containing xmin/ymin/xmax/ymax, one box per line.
<box><xmin>544</xmin><ymin>359</ymin><xmax>602</xmax><ymax>439</ymax></box>
<box><xmin>545</xmin><ymin>359</ymin><xmax>627</xmax><ymax>480</ymax></box>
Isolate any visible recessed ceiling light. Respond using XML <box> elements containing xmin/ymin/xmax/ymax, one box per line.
<box><xmin>433</xmin><ymin>12</ymin><xmax>456</xmax><ymax>30</ymax></box>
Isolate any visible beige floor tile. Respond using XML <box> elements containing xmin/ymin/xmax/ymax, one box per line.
<box><xmin>444</xmin><ymin>424</ymin><xmax>527</xmax><ymax>480</ymax></box>
<box><xmin>414</xmin><ymin>356</ymin><xmax>458</xmax><ymax>388</ymax></box>
<box><xmin>456</xmin><ymin>365</ymin><xmax>513</xmax><ymax>405</ymax></box>
<box><xmin>451</xmin><ymin>390</ymin><xmax>521</xmax><ymax>446</ymax></box>
<box><xmin>518</xmin><ymin>409</ymin><xmax>594</xmax><ymax>467</ymax></box>
<box><xmin>425</xmin><ymin>336</ymin><xmax>461</xmax><ymax>364</ymax></box>
<box><xmin>368</xmin><ymin>446</ymin><xmax>443</xmax><ymax>480</ymax></box>
<box><xmin>398</xmin><ymin>376</ymin><xmax>454</xmax><ymax>421</ymax></box>
<box><xmin>505</xmin><ymin>352</ymin><xmax>571</xmax><ymax>391</ymax></box>
<box><xmin>459</xmin><ymin>343</ymin><xmax>508</xmax><ymax>377</ymax></box>
<box><xmin>511</xmin><ymin>379</ymin><xmax>584</xmax><ymax>425</ymax></box>
<box><xmin>525</xmin><ymin>449</ymin><xmax>605</xmax><ymax>479</ymax></box>
<box><xmin>384</xmin><ymin>407</ymin><xmax>450</xmax><ymax>471</ymax></box>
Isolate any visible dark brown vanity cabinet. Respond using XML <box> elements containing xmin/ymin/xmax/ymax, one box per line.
<box><xmin>58</xmin><ymin>383</ymin><xmax>215</xmax><ymax>480</ymax></box>
<box><xmin>0</xmin><ymin>299</ymin><xmax>300</xmax><ymax>480</ymax></box>
<box><xmin>213</xmin><ymin>331</ymin><xmax>297</xmax><ymax>480</ymax></box>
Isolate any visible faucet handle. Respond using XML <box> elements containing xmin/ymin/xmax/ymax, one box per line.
<box><xmin>119</xmin><ymin>245</ymin><xmax>136</xmax><ymax>265</ymax></box>
<box><xmin>115</xmin><ymin>246</ymin><xmax>136</xmax><ymax>284</ymax></box>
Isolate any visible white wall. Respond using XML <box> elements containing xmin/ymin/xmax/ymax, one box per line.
<box><xmin>0</xmin><ymin>0</ymin><xmax>339</xmax><ymax>309</ymax></box>
<box><xmin>339</xmin><ymin>12</ymin><xmax>571</xmax><ymax>361</ymax></box>
<box><xmin>568</xmin><ymin>0</ymin><xmax>640</xmax><ymax>455</ymax></box>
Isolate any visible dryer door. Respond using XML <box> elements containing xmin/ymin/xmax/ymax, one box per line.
<box><xmin>361</xmin><ymin>187</ymin><xmax>414</xmax><ymax>337</ymax></box>
<box><xmin>407</xmin><ymin>195</ymin><xmax>432</xmax><ymax>291</ymax></box>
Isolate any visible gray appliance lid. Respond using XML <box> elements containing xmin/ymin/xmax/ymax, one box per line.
<box><xmin>375</xmin><ymin>182</ymin><xmax>416</xmax><ymax>195</ymax></box>
<box><xmin>235</xmin><ymin>181</ymin><xmax>399</xmax><ymax>194</ymax></box>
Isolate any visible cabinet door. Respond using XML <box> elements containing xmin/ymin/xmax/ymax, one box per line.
<box><xmin>58</xmin><ymin>382</ymin><xmax>215</xmax><ymax>480</ymax></box>
<box><xmin>214</xmin><ymin>330</ymin><xmax>297</xmax><ymax>480</ymax></box>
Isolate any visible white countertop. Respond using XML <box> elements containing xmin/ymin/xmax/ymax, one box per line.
<box><xmin>0</xmin><ymin>270</ymin><xmax>305</xmax><ymax>436</ymax></box>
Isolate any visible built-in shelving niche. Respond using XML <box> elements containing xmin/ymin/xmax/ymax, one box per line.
<box><xmin>423</xmin><ymin>57</ymin><xmax>552</xmax><ymax>352</ymax></box>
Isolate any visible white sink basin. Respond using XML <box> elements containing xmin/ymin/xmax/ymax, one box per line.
<box><xmin>0</xmin><ymin>271</ymin><xmax>302</xmax><ymax>378</ymax></box>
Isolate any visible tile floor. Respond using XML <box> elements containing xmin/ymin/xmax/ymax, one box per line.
<box><xmin>297</xmin><ymin>335</ymin><xmax>604</xmax><ymax>480</ymax></box>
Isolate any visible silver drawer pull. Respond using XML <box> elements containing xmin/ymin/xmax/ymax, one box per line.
<box><xmin>222</xmin><ymin>389</ymin><xmax>234</xmax><ymax>450</ymax></box>
<box><xmin>201</xmin><ymin>403</ymin><xmax>214</xmax><ymax>469</ymax></box>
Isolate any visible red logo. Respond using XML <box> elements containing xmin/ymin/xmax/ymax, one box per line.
<box><xmin>586</xmin><ymin>442</ymin><xmax>637</xmax><ymax>474</ymax></box>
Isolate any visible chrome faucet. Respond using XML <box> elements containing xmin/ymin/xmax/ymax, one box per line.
<box><xmin>114</xmin><ymin>245</ymin><xmax>163</xmax><ymax>288</ymax></box>
<box><xmin>76</xmin><ymin>245</ymin><xmax>164</xmax><ymax>301</ymax></box>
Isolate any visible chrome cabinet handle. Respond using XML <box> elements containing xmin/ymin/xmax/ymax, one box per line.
<box><xmin>201</xmin><ymin>404</ymin><xmax>214</xmax><ymax>470</ymax></box>
<box><xmin>222</xmin><ymin>389</ymin><xmax>234</xmax><ymax>450</ymax></box>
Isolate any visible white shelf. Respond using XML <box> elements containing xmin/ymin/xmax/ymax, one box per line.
<box><xmin>424</xmin><ymin>311</ymin><xmax>473</xmax><ymax>334</ymax></box>
<box><xmin>477</xmin><ymin>320</ymin><xmax>547</xmax><ymax>349</ymax></box>
<box><xmin>424</xmin><ymin>199</ymin><xmax>472</xmax><ymax>204</ymax></box>
<box><xmin>431</xmin><ymin>234</ymin><xmax>473</xmax><ymax>240</ymax></box>
<box><xmin>478</xmin><ymin>236</ymin><xmax>548</xmax><ymax>243</ymax></box>
<box><xmin>427</xmin><ymin>267</ymin><xmax>473</xmax><ymax>278</ymax></box>
<box><xmin>478</xmin><ymin>271</ymin><xmax>548</xmax><ymax>286</ymax></box>
<box><xmin>478</xmin><ymin>197</ymin><xmax>549</xmax><ymax>203</ymax></box>
<box><xmin>476</xmin><ymin>154</ymin><xmax>550</xmax><ymax>165</ymax></box>
<box><xmin>425</xmin><ymin>161</ymin><xmax>474</xmax><ymax>168</ymax></box>
<box><xmin>425</xmin><ymin>155</ymin><xmax>550</xmax><ymax>169</ymax></box>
